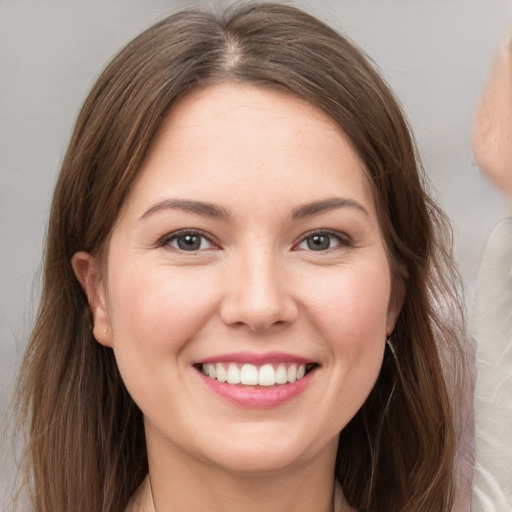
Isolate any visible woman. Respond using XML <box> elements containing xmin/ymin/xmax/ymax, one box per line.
<box><xmin>14</xmin><ymin>3</ymin><xmax>467</xmax><ymax>511</ymax></box>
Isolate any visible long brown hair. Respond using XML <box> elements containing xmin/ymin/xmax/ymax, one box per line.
<box><xmin>15</xmin><ymin>2</ymin><xmax>466</xmax><ymax>511</ymax></box>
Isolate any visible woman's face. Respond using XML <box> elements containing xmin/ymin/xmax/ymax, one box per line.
<box><xmin>75</xmin><ymin>84</ymin><xmax>402</xmax><ymax>476</ymax></box>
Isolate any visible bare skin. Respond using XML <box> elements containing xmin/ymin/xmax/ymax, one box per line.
<box><xmin>125</xmin><ymin>475</ymin><xmax>354</xmax><ymax>512</ymax></box>
<box><xmin>125</xmin><ymin>478</ymin><xmax>153</xmax><ymax>512</ymax></box>
<box><xmin>74</xmin><ymin>84</ymin><xmax>398</xmax><ymax>512</ymax></box>
<box><xmin>473</xmin><ymin>30</ymin><xmax>512</xmax><ymax>197</ymax></box>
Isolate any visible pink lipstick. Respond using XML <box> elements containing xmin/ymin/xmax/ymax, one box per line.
<box><xmin>194</xmin><ymin>352</ymin><xmax>317</xmax><ymax>408</ymax></box>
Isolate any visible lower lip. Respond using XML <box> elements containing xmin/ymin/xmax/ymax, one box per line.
<box><xmin>198</xmin><ymin>370</ymin><xmax>314</xmax><ymax>408</ymax></box>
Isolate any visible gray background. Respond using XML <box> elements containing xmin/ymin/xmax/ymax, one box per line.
<box><xmin>1</xmin><ymin>0</ymin><xmax>511</xmax><ymax>502</ymax></box>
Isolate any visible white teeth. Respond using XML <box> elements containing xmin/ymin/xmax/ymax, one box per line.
<box><xmin>201</xmin><ymin>362</ymin><xmax>310</xmax><ymax>386</ymax></box>
<box><xmin>226</xmin><ymin>363</ymin><xmax>241</xmax><ymax>384</ymax></box>
<box><xmin>240</xmin><ymin>364</ymin><xmax>259</xmax><ymax>385</ymax></box>
<box><xmin>275</xmin><ymin>364</ymin><xmax>288</xmax><ymax>384</ymax></box>
<box><xmin>216</xmin><ymin>363</ymin><xmax>227</xmax><ymax>383</ymax></box>
<box><xmin>287</xmin><ymin>365</ymin><xmax>297</xmax><ymax>383</ymax></box>
<box><xmin>258</xmin><ymin>364</ymin><xmax>276</xmax><ymax>386</ymax></box>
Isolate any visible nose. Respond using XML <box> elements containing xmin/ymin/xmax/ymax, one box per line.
<box><xmin>220</xmin><ymin>248</ymin><xmax>299</xmax><ymax>331</ymax></box>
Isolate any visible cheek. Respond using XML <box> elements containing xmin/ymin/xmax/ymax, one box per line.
<box><xmin>294</xmin><ymin>261</ymin><xmax>391</xmax><ymax>432</ymax></box>
<box><xmin>301</xmin><ymin>262</ymin><xmax>392</xmax><ymax>349</ymax></box>
<box><xmin>104</xmin><ymin>263</ymin><xmax>223</xmax><ymax>415</ymax></box>
<box><xmin>106</xmin><ymin>263</ymin><xmax>220</xmax><ymax>361</ymax></box>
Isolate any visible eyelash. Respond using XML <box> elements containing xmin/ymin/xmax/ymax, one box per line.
<box><xmin>294</xmin><ymin>229</ymin><xmax>352</xmax><ymax>252</ymax></box>
<box><xmin>155</xmin><ymin>228</ymin><xmax>352</xmax><ymax>253</ymax></box>
<box><xmin>156</xmin><ymin>229</ymin><xmax>219</xmax><ymax>252</ymax></box>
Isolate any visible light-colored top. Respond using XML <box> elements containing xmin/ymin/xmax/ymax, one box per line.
<box><xmin>471</xmin><ymin>217</ymin><xmax>512</xmax><ymax>511</ymax></box>
<box><xmin>126</xmin><ymin>476</ymin><xmax>353</xmax><ymax>511</ymax></box>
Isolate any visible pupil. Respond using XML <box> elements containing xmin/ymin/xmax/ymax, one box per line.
<box><xmin>177</xmin><ymin>234</ymin><xmax>201</xmax><ymax>251</ymax></box>
<box><xmin>307</xmin><ymin>234</ymin><xmax>330</xmax><ymax>251</ymax></box>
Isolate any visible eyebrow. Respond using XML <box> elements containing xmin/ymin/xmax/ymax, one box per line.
<box><xmin>140</xmin><ymin>196</ymin><xmax>368</xmax><ymax>221</ymax></box>
<box><xmin>291</xmin><ymin>197</ymin><xmax>369</xmax><ymax>219</ymax></box>
<box><xmin>140</xmin><ymin>199</ymin><xmax>231</xmax><ymax>220</ymax></box>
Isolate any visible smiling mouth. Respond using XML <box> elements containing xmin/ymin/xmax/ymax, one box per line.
<box><xmin>195</xmin><ymin>362</ymin><xmax>317</xmax><ymax>387</ymax></box>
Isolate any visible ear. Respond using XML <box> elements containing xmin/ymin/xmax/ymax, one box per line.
<box><xmin>386</xmin><ymin>275</ymin><xmax>406</xmax><ymax>336</ymax></box>
<box><xmin>71</xmin><ymin>251</ymin><xmax>113</xmax><ymax>347</ymax></box>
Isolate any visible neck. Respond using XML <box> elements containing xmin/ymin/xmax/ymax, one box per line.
<box><xmin>130</xmin><ymin>434</ymin><xmax>341</xmax><ymax>512</ymax></box>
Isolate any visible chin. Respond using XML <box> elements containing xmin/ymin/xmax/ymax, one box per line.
<box><xmin>206</xmin><ymin>446</ymin><xmax>310</xmax><ymax>475</ymax></box>
<box><xmin>197</xmin><ymin>422</ymin><xmax>337</xmax><ymax>475</ymax></box>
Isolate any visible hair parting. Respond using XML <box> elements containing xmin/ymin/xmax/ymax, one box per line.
<box><xmin>12</xmin><ymin>3</ymin><xmax>467</xmax><ymax>511</ymax></box>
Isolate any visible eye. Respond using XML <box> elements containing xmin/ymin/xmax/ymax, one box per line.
<box><xmin>159</xmin><ymin>230</ymin><xmax>217</xmax><ymax>252</ymax></box>
<box><xmin>295</xmin><ymin>231</ymin><xmax>349</xmax><ymax>252</ymax></box>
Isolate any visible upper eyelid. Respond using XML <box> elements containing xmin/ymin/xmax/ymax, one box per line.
<box><xmin>156</xmin><ymin>228</ymin><xmax>220</xmax><ymax>248</ymax></box>
<box><xmin>155</xmin><ymin>228</ymin><xmax>352</xmax><ymax>249</ymax></box>
<box><xmin>291</xmin><ymin>230</ymin><xmax>353</xmax><ymax>253</ymax></box>
<box><xmin>296</xmin><ymin>229</ymin><xmax>352</xmax><ymax>244</ymax></box>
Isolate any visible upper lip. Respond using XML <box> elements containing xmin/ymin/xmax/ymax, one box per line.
<box><xmin>195</xmin><ymin>351</ymin><xmax>316</xmax><ymax>365</ymax></box>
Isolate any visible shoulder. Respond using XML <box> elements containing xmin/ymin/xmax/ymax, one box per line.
<box><xmin>480</xmin><ymin>216</ymin><xmax>512</xmax><ymax>267</ymax></box>
<box><xmin>471</xmin><ymin>216</ymin><xmax>512</xmax><ymax>340</ymax></box>
<box><xmin>471</xmin><ymin>218</ymin><xmax>512</xmax><ymax>511</ymax></box>
<box><xmin>124</xmin><ymin>476</ymin><xmax>153</xmax><ymax>512</ymax></box>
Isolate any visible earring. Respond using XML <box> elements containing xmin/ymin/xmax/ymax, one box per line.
<box><xmin>384</xmin><ymin>335</ymin><xmax>399</xmax><ymax>407</ymax></box>
<box><xmin>385</xmin><ymin>335</ymin><xmax>396</xmax><ymax>358</ymax></box>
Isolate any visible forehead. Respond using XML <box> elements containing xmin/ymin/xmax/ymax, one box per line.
<box><xmin>124</xmin><ymin>83</ymin><xmax>376</xmax><ymax>218</ymax></box>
